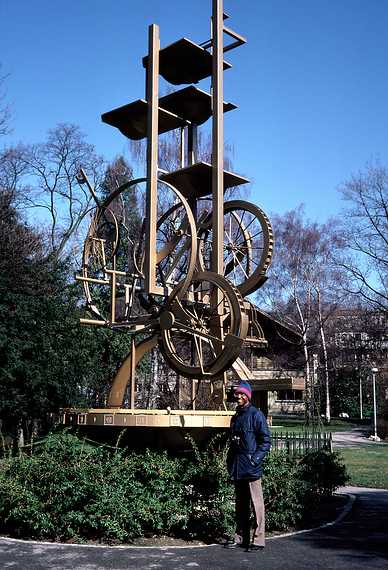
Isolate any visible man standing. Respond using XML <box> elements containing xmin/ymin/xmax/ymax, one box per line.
<box><xmin>225</xmin><ymin>381</ymin><xmax>271</xmax><ymax>552</ymax></box>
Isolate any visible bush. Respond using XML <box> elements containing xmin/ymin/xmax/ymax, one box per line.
<box><xmin>263</xmin><ymin>452</ymin><xmax>305</xmax><ymax>530</ymax></box>
<box><xmin>182</xmin><ymin>434</ymin><xmax>234</xmax><ymax>541</ymax></box>
<box><xmin>0</xmin><ymin>431</ymin><xmax>349</xmax><ymax>543</ymax></box>
<box><xmin>0</xmin><ymin>433</ymin><xmax>107</xmax><ymax>540</ymax></box>
<box><xmin>0</xmin><ymin>432</ymin><xmax>186</xmax><ymax>542</ymax></box>
<box><xmin>298</xmin><ymin>450</ymin><xmax>349</xmax><ymax>497</ymax></box>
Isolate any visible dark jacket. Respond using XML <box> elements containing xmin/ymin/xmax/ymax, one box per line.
<box><xmin>227</xmin><ymin>403</ymin><xmax>271</xmax><ymax>480</ymax></box>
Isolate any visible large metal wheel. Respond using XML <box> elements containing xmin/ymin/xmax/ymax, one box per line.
<box><xmin>198</xmin><ymin>200</ymin><xmax>274</xmax><ymax>296</ymax></box>
<box><xmin>132</xmin><ymin>179</ymin><xmax>198</xmax><ymax>298</ymax></box>
<box><xmin>81</xmin><ymin>178</ymin><xmax>197</xmax><ymax>324</ymax></box>
<box><xmin>159</xmin><ymin>271</ymin><xmax>248</xmax><ymax>379</ymax></box>
<box><xmin>81</xmin><ymin>205</ymin><xmax>120</xmax><ymax>320</ymax></box>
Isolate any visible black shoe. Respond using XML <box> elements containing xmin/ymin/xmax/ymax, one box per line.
<box><xmin>248</xmin><ymin>544</ymin><xmax>265</xmax><ymax>552</ymax></box>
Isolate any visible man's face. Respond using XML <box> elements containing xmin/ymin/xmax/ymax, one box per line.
<box><xmin>234</xmin><ymin>391</ymin><xmax>249</xmax><ymax>406</ymax></box>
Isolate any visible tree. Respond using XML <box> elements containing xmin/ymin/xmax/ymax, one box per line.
<box><xmin>257</xmin><ymin>206</ymin><xmax>348</xmax><ymax>423</ymax></box>
<box><xmin>324</xmin><ymin>306</ymin><xmax>387</xmax><ymax>420</ymax></box>
<box><xmin>128</xmin><ymin>125</ymin><xmax>242</xmax><ymax>199</ymax></box>
<box><xmin>0</xmin><ymin>192</ymin><xmax>68</xmax><ymax>438</ymax></box>
<box><xmin>0</xmin><ymin>65</ymin><xmax>11</xmax><ymax>137</ymax></box>
<box><xmin>17</xmin><ymin>124</ymin><xmax>105</xmax><ymax>264</ymax></box>
<box><xmin>0</xmin><ymin>190</ymin><xmax>44</xmax><ymax>293</ymax></box>
<box><xmin>99</xmin><ymin>154</ymin><xmax>142</xmax><ymax>251</ymax></box>
<box><xmin>0</xmin><ymin>71</ymin><xmax>25</xmax><ymax>204</ymax></box>
<box><xmin>0</xmin><ymin>146</ymin><xmax>29</xmax><ymax>204</ymax></box>
<box><xmin>0</xmin><ymin>188</ymin><xmax>135</xmax><ymax>442</ymax></box>
<box><xmin>337</xmin><ymin>161</ymin><xmax>388</xmax><ymax>311</ymax></box>
<box><xmin>100</xmin><ymin>155</ymin><xmax>133</xmax><ymax>198</ymax></box>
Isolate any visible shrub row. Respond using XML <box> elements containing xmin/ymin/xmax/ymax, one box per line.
<box><xmin>0</xmin><ymin>431</ymin><xmax>348</xmax><ymax>543</ymax></box>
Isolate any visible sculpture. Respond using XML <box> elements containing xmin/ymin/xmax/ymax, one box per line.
<box><xmin>76</xmin><ymin>0</ymin><xmax>274</xmax><ymax>409</ymax></box>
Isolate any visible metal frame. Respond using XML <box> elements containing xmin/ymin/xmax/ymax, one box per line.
<box><xmin>75</xmin><ymin>1</ymin><xmax>274</xmax><ymax>411</ymax></box>
<box><xmin>145</xmin><ymin>24</ymin><xmax>160</xmax><ymax>295</ymax></box>
<box><xmin>212</xmin><ymin>0</ymin><xmax>225</xmax><ymax>280</ymax></box>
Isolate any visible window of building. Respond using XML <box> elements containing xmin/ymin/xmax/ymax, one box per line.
<box><xmin>276</xmin><ymin>390</ymin><xmax>303</xmax><ymax>401</ymax></box>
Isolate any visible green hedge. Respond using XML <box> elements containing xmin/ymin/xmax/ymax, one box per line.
<box><xmin>0</xmin><ymin>431</ymin><xmax>348</xmax><ymax>543</ymax></box>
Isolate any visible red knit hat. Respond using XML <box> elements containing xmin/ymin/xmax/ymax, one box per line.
<box><xmin>234</xmin><ymin>381</ymin><xmax>252</xmax><ymax>400</ymax></box>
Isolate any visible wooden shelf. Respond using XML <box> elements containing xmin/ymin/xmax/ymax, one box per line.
<box><xmin>101</xmin><ymin>99</ymin><xmax>187</xmax><ymax>140</ymax></box>
<box><xmin>102</xmin><ymin>86</ymin><xmax>236</xmax><ymax>140</ymax></box>
<box><xmin>160</xmin><ymin>161</ymin><xmax>250</xmax><ymax>199</ymax></box>
<box><xmin>143</xmin><ymin>37</ymin><xmax>232</xmax><ymax>85</ymax></box>
<box><xmin>159</xmin><ymin>86</ymin><xmax>236</xmax><ymax>125</ymax></box>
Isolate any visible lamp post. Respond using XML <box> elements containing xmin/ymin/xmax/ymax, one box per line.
<box><xmin>359</xmin><ymin>369</ymin><xmax>363</xmax><ymax>420</ymax></box>
<box><xmin>369</xmin><ymin>367</ymin><xmax>380</xmax><ymax>442</ymax></box>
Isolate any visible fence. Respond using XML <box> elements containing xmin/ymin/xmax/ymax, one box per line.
<box><xmin>271</xmin><ymin>431</ymin><xmax>333</xmax><ymax>456</ymax></box>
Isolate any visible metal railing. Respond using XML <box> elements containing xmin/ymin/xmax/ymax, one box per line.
<box><xmin>271</xmin><ymin>431</ymin><xmax>333</xmax><ymax>455</ymax></box>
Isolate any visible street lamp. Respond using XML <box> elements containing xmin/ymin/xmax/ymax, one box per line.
<box><xmin>369</xmin><ymin>367</ymin><xmax>380</xmax><ymax>442</ymax></box>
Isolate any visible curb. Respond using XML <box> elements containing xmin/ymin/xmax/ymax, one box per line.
<box><xmin>267</xmin><ymin>491</ymin><xmax>356</xmax><ymax>540</ymax></box>
<box><xmin>0</xmin><ymin>492</ymin><xmax>356</xmax><ymax>551</ymax></box>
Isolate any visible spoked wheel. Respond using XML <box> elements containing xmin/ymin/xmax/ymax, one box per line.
<box><xmin>82</xmin><ymin>205</ymin><xmax>120</xmax><ymax>320</ymax></box>
<box><xmin>159</xmin><ymin>271</ymin><xmax>249</xmax><ymax>379</ymax></box>
<box><xmin>198</xmin><ymin>200</ymin><xmax>274</xmax><ymax>296</ymax></box>
<box><xmin>134</xmin><ymin>179</ymin><xmax>198</xmax><ymax>298</ymax></box>
<box><xmin>154</xmin><ymin>184</ymin><xmax>197</xmax><ymax>295</ymax></box>
<box><xmin>81</xmin><ymin>177</ymin><xmax>197</xmax><ymax>324</ymax></box>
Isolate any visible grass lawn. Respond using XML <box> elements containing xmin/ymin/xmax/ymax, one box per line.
<box><xmin>338</xmin><ymin>445</ymin><xmax>388</xmax><ymax>489</ymax></box>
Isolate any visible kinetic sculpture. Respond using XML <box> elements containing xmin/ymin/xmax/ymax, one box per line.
<box><xmin>76</xmin><ymin>0</ymin><xmax>273</xmax><ymax>409</ymax></box>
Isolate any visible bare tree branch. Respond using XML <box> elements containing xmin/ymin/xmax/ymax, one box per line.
<box><xmin>0</xmin><ymin>65</ymin><xmax>11</xmax><ymax>137</ymax></box>
<box><xmin>337</xmin><ymin>161</ymin><xmax>388</xmax><ymax>310</ymax></box>
<box><xmin>12</xmin><ymin>124</ymin><xmax>105</xmax><ymax>264</ymax></box>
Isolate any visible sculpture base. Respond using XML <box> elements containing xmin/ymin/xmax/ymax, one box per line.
<box><xmin>60</xmin><ymin>408</ymin><xmax>234</xmax><ymax>451</ymax></box>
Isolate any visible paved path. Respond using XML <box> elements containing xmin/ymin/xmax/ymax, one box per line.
<box><xmin>1</xmin><ymin>486</ymin><xmax>387</xmax><ymax>569</ymax></box>
<box><xmin>332</xmin><ymin>427</ymin><xmax>388</xmax><ymax>448</ymax></box>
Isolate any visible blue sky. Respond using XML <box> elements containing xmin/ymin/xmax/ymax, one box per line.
<box><xmin>1</xmin><ymin>0</ymin><xmax>388</xmax><ymax>222</ymax></box>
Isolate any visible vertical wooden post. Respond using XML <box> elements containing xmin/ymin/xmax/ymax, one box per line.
<box><xmin>145</xmin><ymin>24</ymin><xmax>159</xmax><ymax>294</ymax></box>
<box><xmin>192</xmin><ymin>379</ymin><xmax>196</xmax><ymax>410</ymax></box>
<box><xmin>221</xmin><ymin>371</ymin><xmax>227</xmax><ymax>410</ymax></box>
<box><xmin>210</xmin><ymin>0</ymin><xmax>225</xmax><ymax>360</ymax></box>
<box><xmin>110</xmin><ymin>256</ymin><xmax>116</xmax><ymax>324</ymax></box>
<box><xmin>211</xmin><ymin>0</ymin><xmax>224</xmax><ymax>278</ymax></box>
<box><xmin>129</xmin><ymin>336</ymin><xmax>136</xmax><ymax>409</ymax></box>
<box><xmin>187</xmin><ymin>124</ymin><xmax>197</xmax><ymax>166</ymax></box>
<box><xmin>180</xmin><ymin>126</ymin><xmax>186</xmax><ymax>167</ymax></box>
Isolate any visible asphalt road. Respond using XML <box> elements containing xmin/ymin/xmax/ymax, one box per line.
<box><xmin>332</xmin><ymin>427</ymin><xmax>388</xmax><ymax>448</ymax></box>
<box><xmin>1</xmin><ymin>486</ymin><xmax>387</xmax><ymax>569</ymax></box>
